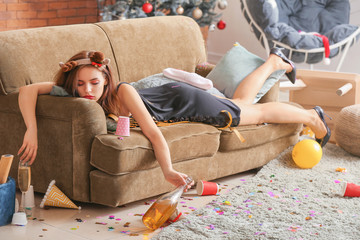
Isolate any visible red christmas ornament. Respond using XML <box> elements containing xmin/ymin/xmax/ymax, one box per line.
<box><xmin>142</xmin><ymin>2</ymin><xmax>153</xmax><ymax>13</ymax></box>
<box><xmin>217</xmin><ymin>20</ymin><xmax>226</xmax><ymax>30</ymax></box>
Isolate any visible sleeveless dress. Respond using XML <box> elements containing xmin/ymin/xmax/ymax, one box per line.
<box><xmin>118</xmin><ymin>82</ymin><xmax>241</xmax><ymax>128</ymax></box>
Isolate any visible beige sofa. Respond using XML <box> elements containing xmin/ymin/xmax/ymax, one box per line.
<box><xmin>0</xmin><ymin>16</ymin><xmax>301</xmax><ymax>207</ymax></box>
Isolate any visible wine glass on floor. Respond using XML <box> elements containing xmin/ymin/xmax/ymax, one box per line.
<box><xmin>12</xmin><ymin>160</ymin><xmax>31</xmax><ymax>225</ymax></box>
<box><xmin>18</xmin><ymin>160</ymin><xmax>31</xmax><ymax>211</ymax></box>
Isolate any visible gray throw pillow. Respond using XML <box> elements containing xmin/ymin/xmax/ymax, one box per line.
<box><xmin>206</xmin><ymin>42</ymin><xmax>285</xmax><ymax>103</ymax></box>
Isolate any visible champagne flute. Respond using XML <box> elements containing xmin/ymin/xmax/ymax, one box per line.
<box><xmin>18</xmin><ymin>160</ymin><xmax>31</xmax><ymax>212</ymax></box>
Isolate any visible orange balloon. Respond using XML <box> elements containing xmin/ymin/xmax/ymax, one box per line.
<box><xmin>292</xmin><ymin>139</ymin><xmax>322</xmax><ymax>169</ymax></box>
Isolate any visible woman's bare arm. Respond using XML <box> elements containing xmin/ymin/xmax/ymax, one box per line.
<box><xmin>18</xmin><ymin>82</ymin><xmax>54</xmax><ymax>164</ymax></box>
<box><xmin>117</xmin><ymin>84</ymin><xmax>192</xmax><ymax>188</ymax></box>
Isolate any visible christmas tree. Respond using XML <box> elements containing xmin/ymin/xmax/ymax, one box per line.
<box><xmin>97</xmin><ymin>0</ymin><xmax>227</xmax><ymax>30</ymax></box>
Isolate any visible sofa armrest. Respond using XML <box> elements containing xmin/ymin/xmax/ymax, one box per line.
<box><xmin>257</xmin><ymin>81</ymin><xmax>279</xmax><ymax>103</ymax></box>
<box><xmin>0</xmin><ymin>93</ymin><xmax>107</xmax><ymax>202</ymax></box>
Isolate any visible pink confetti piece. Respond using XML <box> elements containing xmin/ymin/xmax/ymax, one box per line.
<box><xmin>116</xmin><ymin>218</ymin><xmax>121</xmax><ymax>221</ymax></box>
<box><xmin>334</xmin><ymin>180</ymin><xmax>341</xmax><ymax>183</ymax></box>
<box><xmin>206</xmin><ymin>224</ymin><xmax>215</xmax><ymax>230</ymax></box>
<box><xmin>268</xmin><ymin>192</ymin><xmax>275</xmax><ymax>197</ymax></box>
<box><xmin>293</xmin><ymin>188</ymin><xmax>299</xmax><ymax>191</ymax></box>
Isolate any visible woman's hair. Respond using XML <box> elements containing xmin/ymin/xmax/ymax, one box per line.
<box><xmin>54</xmin><ymin>50</ymin><xmax>120</xmax><ymax>116</ymax></box>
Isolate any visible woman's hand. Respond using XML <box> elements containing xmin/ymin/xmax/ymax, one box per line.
<box><xmin>164</xmin><ymin>169</ymin><xmax>194</xmax><ymax>191</ymax></box>
<box><xmin>17</xmin><ymin>128</ymin><xmax>38</xmax><ymax>165</ymax></box>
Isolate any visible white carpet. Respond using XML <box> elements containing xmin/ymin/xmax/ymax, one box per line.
<box><xmin>153</xmin><ymin>143</ymin><xmax>360</xmax><ymax>239</ymax></box>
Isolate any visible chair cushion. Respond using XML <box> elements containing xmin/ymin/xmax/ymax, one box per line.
<box><xmin>242</xmin><ymin>0</ymin><xmax>359</xmax><ymax>63</ymax></box>
<box><xmin>90</xmin><ymin>123</ymin><xmax>220</xmax><ymax>175</ymax></box>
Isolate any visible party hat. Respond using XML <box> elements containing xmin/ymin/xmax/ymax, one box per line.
<box><xmin>40</xmin><ymin>180</ymin><xmax>81</xmax><ymax>209</ymax></box>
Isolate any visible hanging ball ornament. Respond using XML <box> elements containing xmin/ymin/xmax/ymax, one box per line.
<box><xmin>176</xmin><ymin>5</ymin><xmax>184</xmax><ymax>15</ymax></box>
<box><xmin>217</xmin><ymin>20</ymin><xmax>226</xmax><ymax>30</ymax></box>
<box><xmin>218</xmin><ymin>0</ymin><xmax>228</xmax><ymax>10</ymax></box>
<box><xmin>192</xmin><ymin>7</ymin><xmax>203</xmax><ymax>19</ymax></box>
<box><xmin>142</xmin><ymin>2</ymin><xmax>153</xmax><ymax>13</ymax></box>
<box><xmin>209</xmin><ymin>24</ymin><xmax>216</xmax><ymax>32</ymax></box>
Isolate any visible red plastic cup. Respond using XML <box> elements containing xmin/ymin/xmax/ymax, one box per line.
<box><xmin>196</xmin><ymin>180</ymin><xmax>219</xmax><ymax>196</ymax></box>
<box><xmin>115</xmin><ymin>116</ymin><xmax>130</xmax><ymax>136</ymax></box>
<box><xmin>342</xmin><ymin>182</ymin><xmax>360</xmax><ymax>197</ymax></box>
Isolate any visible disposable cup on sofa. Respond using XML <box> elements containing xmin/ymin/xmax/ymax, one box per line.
<box><xmin>0</xmin><ymin>177</ymin><xmax>16</xmax><ymax>226</ymax></box>
<box><xmin>196</xmin><ymin>180</ymin><xmax>219</xmax><ymax>196</ymax></box>
<box><xmin>115</xmin><ymin>116</ymin><xmax>130</xmax><ymax>137</ymax></box>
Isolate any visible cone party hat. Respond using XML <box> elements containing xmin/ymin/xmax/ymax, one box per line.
<box><xmin>40</xmin><ymin>180</ymin><xmax>80</xmax><ymax>209</ymax></box>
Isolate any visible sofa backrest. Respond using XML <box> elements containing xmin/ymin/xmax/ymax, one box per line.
<box><xmin>0</xmin><ymin>24</ymin><xmax>118</xmax><ymax>96</ymax></box>
<box><xmin>0</xmin><ymin>16</ymin><xmax>206</xmax><ymax>95</ymax></box>
<box><xmin>96</xmin><ymin>16</ymin><xmax>207</xmax><ymax>83</ymax></box>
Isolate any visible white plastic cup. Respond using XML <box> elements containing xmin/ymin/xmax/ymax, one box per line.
<box><xmin>115</xmin><ymin>116</ymin><xmax>130</xmax><ymax>136</ymax></box>
<box><xmin>22</xmin><ymin>185</ymin><xmax>35</xmax><ymax>208</ymax></box>
<box><xmin>11</xmin><ymin>212</ymin><xmax>27</xmax><ymax>226</ymax></box>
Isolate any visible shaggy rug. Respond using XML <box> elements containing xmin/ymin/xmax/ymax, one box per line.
<box><xmin>153</xmin><ymin>143</ymin><xmax>360</xmax><ymax>239</ymax></box>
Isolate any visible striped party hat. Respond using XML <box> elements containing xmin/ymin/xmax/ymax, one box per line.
<box><xmin>40</xmin><ymin>180</ymin><xmax>81</xmax><ymax>209</ymax></box>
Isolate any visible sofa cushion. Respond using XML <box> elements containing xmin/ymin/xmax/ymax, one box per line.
<box><xmin>95</xmin><ymin>16</ymin><xmax>207</xmax><ymax>83</ymax></box>
<box><xmin>90</xmin><ymin>123</ymin><xmax>220</xmax><ymax>175</ymax></box>
<box><xmin>219</xmin><ymin>123</ymin><xmax>302</xmax><ymax>152</ymax></box>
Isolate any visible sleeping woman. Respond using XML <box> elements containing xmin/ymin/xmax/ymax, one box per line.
<box><xmin>17</xmin><ymin>49</ymin><xmax>330</xmax><ymax>189</ymax></box>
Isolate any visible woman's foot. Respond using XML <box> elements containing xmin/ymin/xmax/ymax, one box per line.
<box><xmin>311</xmin><ymin>106</ymin><xmax>331</xmax><ymax>147</ymax></box>
<box><xmin>270</xmin><ymin>48</ymin><xmax>296</xmax><ymax>84</ymax></box>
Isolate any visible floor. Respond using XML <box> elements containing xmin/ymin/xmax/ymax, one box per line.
<box><xmin>0</xmin><ymin>170</ymin><xmax>257</xmax><ymax>240</ymax></box>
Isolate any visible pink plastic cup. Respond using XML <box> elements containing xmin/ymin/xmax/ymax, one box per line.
<box><xmin>115</xmin><ymin>116</ymin><xmax>130</xmax><ymax>136</ymax></box>
<box><xmin>196</xmin><ymin>180</ymin><xmax>219</xmax><ymax>196</ymax></box>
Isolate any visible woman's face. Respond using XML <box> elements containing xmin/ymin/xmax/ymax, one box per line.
<box><xmin>76</xmin><ymin>66</ymin><xmax>107</xmax><ymax>101</ymax></box>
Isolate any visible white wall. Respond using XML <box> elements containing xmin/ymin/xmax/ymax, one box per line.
<box><xmin>207</xmin><ymin>0</ymin><xmax>360</xmax><ymax>74</ymax></box>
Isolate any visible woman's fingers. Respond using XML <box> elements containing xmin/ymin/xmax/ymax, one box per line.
<box><xmin>18</xmin><ymin>142</ymin><xmax>37</xmax><ymax>164</ymax></box>
<box><xmin>17</xmin><ymin>143</ymin><xmax>26</xmax><ymax>157</ymax></box>
<box><xmin>29</xmin><ymin>150</ymin><xmax>37</xmax><ymax>165</ymax></box>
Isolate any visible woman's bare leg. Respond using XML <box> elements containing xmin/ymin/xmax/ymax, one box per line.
<box><xmin>232</xmin><ymin>54</ymin><xmax>292</xmax><ymax>104</ymax></box>
<box><xmin>233</xmin><ymin>101</ymin><xmax>327</xmax><ymax>139</ymax></box>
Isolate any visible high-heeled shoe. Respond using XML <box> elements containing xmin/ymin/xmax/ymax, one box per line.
<box><xmin>313</xmin><ymin>106</ymin><xmax>332</xmax><ymax>147</ymax></box>
<box><xmin>270</xmin><ymin>47</ymin><xmax>296</xmax><ymax>84</ymax></box>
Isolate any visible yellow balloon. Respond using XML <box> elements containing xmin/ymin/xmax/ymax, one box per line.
<box><xmin>292</xmin><ymin>139</ymin><xmax>322</xmax><ymax>169</ymax></box>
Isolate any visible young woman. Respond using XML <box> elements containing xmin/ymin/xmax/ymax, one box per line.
<box><xmin>17</xmin><ymin>50</ymin><xmax>330</xmax><ymax>189</ymax></box>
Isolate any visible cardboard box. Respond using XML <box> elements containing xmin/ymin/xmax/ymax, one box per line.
<box><xmin>289</xmin><ymin>69</ymin><xmax>360</xmax><ymax>143</ymax></box>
